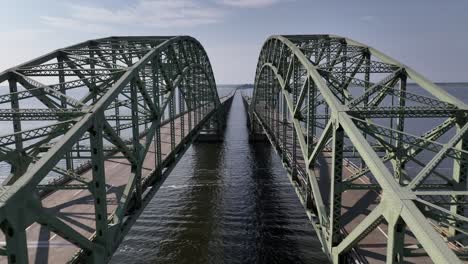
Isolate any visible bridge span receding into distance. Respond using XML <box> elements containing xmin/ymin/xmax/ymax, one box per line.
<box><xmin>0</xmin><ymin>34</ymin><xmax>467</xmax><ymax>264</ymax></box>
<box><xmin>0</xmin><ymin>35</ymin><xmax>234</xmax><ymax>263</ymax></box>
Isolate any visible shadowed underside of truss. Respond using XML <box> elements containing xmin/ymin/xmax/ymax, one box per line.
<box><xmin>251</xmin><ymin>34</ymin><xmax>468</xmax><ymax>263</ymax></box>
<box><xmin>0</xmin><ymin>36</ymin><xmax>223</xmax><ymax>263</ymax></box>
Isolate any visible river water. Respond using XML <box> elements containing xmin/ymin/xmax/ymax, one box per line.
<box><xmin>110</xmin><ymin>87</ymin><xmax>328</xmax><ymax>263</ymax></box>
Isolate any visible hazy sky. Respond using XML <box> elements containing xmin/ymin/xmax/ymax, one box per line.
<box><xmin>1</xmin><ymin>0</ymin><xmax>467</xmax><ymax>84</ymax></box>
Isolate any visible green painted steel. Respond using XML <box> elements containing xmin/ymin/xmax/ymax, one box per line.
<box><xmin>249</xmin><ymin>35</ymin><xmax>468</xmax><ymax>263</ymax></box>
<box><xmin>0</xmin><ymin>36</ymin><xmax>231</xmax><ymax>263</ymax></box>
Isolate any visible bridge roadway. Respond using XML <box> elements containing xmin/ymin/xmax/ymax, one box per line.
<box><xmin>0</xmin><ymin>94</ymin><xmax>233</xmax><ymax>264</ymax></box>
<box><xmin>245</xmin><ymin>99</ymin><xmax>448</xmax><ymax>264</ymax></box>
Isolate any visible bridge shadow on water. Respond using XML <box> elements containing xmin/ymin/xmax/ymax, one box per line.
<box><xmin>110</xmin><ymin>94</ymin><xmax>328</xmax><ymax>264</ymax></box>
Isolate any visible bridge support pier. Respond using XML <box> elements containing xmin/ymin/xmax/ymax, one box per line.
<box><xmin>242</xmin><ymin>95</ymin><xmax>268</xmax><ymax>142</ymax></box>
<box><xmin>197</xmin><ymin>92</ymin><xmax>235</xmax><ymax>142</ymax></box>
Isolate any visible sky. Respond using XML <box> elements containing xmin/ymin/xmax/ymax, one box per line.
<box><xmin>0</xmin><ymin>0</ymin><xmax>467</xmax><ymax>84</ymax></box>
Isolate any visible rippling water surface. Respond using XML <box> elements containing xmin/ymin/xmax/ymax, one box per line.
<box><xmin>110</xmin><ymin>88</ymin><xmax>327</xmax><ymax>263</ymax></box>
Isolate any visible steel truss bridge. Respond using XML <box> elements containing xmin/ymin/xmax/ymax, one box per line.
<box><xmin>0</xmin><ymin>33</ymin><xmax>467</xmax><ymax>264</ymax></box>
<box><xmin>0</xmin><ymin>36</ymin><xmax>234</xmax><ymax>263</ymax></box>
<box><xmin>245</xmin><ymin>35</ymin><xmax>468</xmax><ymax>263</ymax></box>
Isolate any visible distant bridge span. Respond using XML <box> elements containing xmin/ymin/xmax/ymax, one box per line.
<box><xmin>0</xmin><ymin>36</ymin><xmax>233</xmax><ymax>263</ymax></box>
<box><xmin>246</xmin><ymin>35</ymin><xmax>468</xmax><ymax>263</ymax></box>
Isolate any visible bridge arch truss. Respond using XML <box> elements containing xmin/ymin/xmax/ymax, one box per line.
<box><xmin>251</xmin><ymin>35</ymin><xmax>468</xmax><ymax>263</ymax></box>
<box><xmin>0</xmin><ymin>36</ymin><xmax>226</xmax><ymax>263</ymax></box>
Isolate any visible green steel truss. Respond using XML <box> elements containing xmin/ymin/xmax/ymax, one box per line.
<box><xmin>250</xmin><ymin>35</ymin><xmax>468</xmax><ymax>263</ymax></box>
<box><xmin>0</xmin><ymin>36</ymin><xmax>227</xmax><ymax>263</ymax></box>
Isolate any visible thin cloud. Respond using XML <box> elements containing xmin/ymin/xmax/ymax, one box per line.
<box><xmin>41</xmin><ymin>0</ymin><xmax>224</xmax><ymax>33</ymax></box>
<box><xmin>220</xmin><ymin>0</ymin><xmax>284</xmax><ymax>8</ymax></box>
<box><xmin>360</xmin><ymin>15</ymin><xmax>375</xmax><ymax>22</ymax></box>
<box><xmin>41</xmin><ymin>16</ymin><xmax>112</xmax><ymax>33</ymax></box>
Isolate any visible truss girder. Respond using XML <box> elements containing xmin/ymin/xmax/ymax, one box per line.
<box><xmin>0</xmin><ymin>36</ymin><xmax>224</xmax><ymax>264</ymax></box>
<box><xmin>251</xmin><ymin>34</ymin><xmax>468</xmax><ymax>264</ymax></box>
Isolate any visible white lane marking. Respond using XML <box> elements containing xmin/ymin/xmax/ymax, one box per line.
<box><xmin>49</xmin><ymin>233</ymin><xmax>58</xmax><ymax>241</ymax></box>
<box><xmin>377</xmin><ymin>227</ymin><xmax>389</xmax><ymax>239</ymax></box>
<box><xmin>72</xmin><ymin>189</ymin><xmax>85</xmax><ymax>197</ymax></box>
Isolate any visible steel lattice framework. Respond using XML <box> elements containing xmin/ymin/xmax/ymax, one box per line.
<box><xmin>0</xmin><ymin>36</ymin><xmax>228</xmax><ymax>263</ymax></box>
<box><xmin>249</xmin><ymin>35</ymin><xmax>468</xmax><ymax>263</ymax></box>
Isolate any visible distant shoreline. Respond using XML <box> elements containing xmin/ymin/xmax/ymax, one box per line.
<box><xmin>217</xmin><ymin>82</ymin><xmax>468</xmax><ymax>87</ymax></box>
<box><xmin>432</xmin><ymin>82</ymin><xmax>468</xmax><ymax>85</ymax></box>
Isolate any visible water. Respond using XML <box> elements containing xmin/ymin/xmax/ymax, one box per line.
<box><xmin>110</xmin><ymin>88</ymin><xmax>327</xmax><ymax>263</ymax></box>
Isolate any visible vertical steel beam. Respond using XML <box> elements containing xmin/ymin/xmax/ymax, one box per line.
<box><xmin>202</xmin><ymin>70</ymin><xmax>207</xmax><ymax>116</ymax></box>
<box><xmin>307</xmin><ymin>79</ymin><xmax>315</xmax><ymax>154</ymax></box>
<box><xmin>169</xmin><ymin>86</ymin><xmax>176</xmax><ymax>152</ymax></box>
<box><xmin>449</xmin><ymin>118</ymin><xmax>468</xmax><ymax>236</ymax></box>
<box><xmin>192</xmin><ymin>72</ymin><xmax>197</xmax><ymax>126</ymax></box>
<box><xmin>292</xmin><ymin>60</ymin><xmax>298</xmax><ymax>181</ymax></box>
<box><xmin>179</xmin><ymin>87</ymin><xmax>185</xmax><ymax>138</ymax></box>
<box><xmin>276</xmin><ymin>81</ymin><xmax>280</xmax><ymax>139</ymax></box>
<box><xmin>1</xmin><ymin>215</ymin><xmax>28</xmax><ymax>264</ymax></box>
<box><xmin>3</xmin><ymin>77</ymin><xmax>26</xmax><ymax>185</ymax></box>
<box><xmin>90</xmin><ymin>47</ymin><xmax>96</xmax><ymax>103</ymax></box>
<box><xmin>89</xmin><ymin>115</ymin><xmax>109</xmax><ymax>261</ymax></box>
<box><xmin>152</xmin><ymin>59</ymin><xmax>162</xmax><ymax>176</ymax></box>
<box><xmin>325</xmin><ymin>41</ymin><xmax>330</xmax><ymax>125</ymax></box>
<box><xmin>386</xmin><ymin>216</ymin><xmax>405</xmax><ymax>264</ymax></box>
<box><xmin>394</xmin><ymin>73</ymin><xmax>407</xmax><ymax>183</ymax></box>
<box><xmin>58</xmin><ymin>56</ymin><xmax>73</xmax><ymax>171</ymax></box>
<box><xmin>8</xmin><ymin>78</ymin><xmax>22</xmax><ymax>151</ymax></box>
<box><xmin>282</xmin><ymin>91</ymin><xmax>287</xmax><ymax>162</ymax></box>
<box><xmin>193</xmin><ymin>73</ymin><xmax>199</xmax><ymax>127</ymax></box>
<box><xmin>187</xmin><ymin>77</ymin><xmax>192</xmax><ymax>130</ymax></box>
<box><xmin>268</xmin><ymin>68</ymin><xmax>273</xmax><ymax>129</ymax></box>
<box><xmin>341</xmin><ymin>42</ymin><xmax>347</xmax><ymax>103</ymax></box>
<box><xmin>196</xmin><ymin>70</ymin><xmax>202</xmax><ymax>124</ymax></box>
<box><xmin>306</xmin><ymin>79</ymin><xmax>315</xmax><ymax>209</ymax></box>
<box><xmin>328</xmin><ymin>122</ymin><xmax>344</xmax><ymax>251</ymax></box>
<box><xmin>130</xmin><ymin>78</ymin><xmax>142</xmax><ymax>207</ymax></box>
<box><xmin>361</xmin><ymin>51</ymin><xmax>371</xmax><ymax>170</ymax></box>
<box><xmin>111</xmin><ymin>41</ymin><xmax>121</xmax><ymax>136</ymax></box>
